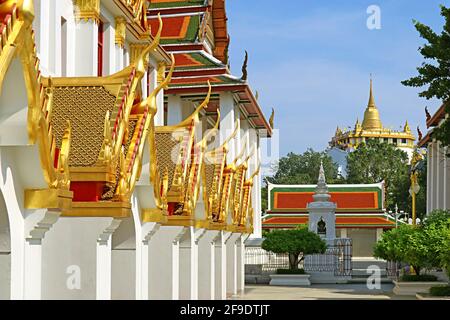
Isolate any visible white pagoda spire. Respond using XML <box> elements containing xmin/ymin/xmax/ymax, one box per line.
<box><xmin>313</xmin><ymin>160</ymin><xmax>331</xmax><ymax>202</ymax></box>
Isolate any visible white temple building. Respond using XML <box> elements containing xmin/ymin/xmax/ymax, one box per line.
<box><xmin>0</xmin><ymin>0</ymin><xmax>271</xmax><ymax>300</ymax></box>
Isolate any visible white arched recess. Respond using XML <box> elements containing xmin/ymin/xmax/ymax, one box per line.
<box><xmin>0</xmin><ymin>190</ymin><xmax>11</xmax><ymax>299</ymax></box>
<box><xmin>0</xmin><ymin>55</ymin><xmax>54</xmax><ymax>300</ymax></box>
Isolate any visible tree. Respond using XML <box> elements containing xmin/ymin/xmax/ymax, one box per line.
<box><xmin>374</xmin><ymin>210</ymin><xmax>450</xmax><ymax>276</ymax></box>
<box><xmin>423</xmin><ymin>210</ymin><xmax>450</xmax><ymax>279</ymax></box>
<box><xmin>401</xmin><ymin>5</ymin><xmax>450</xmax><ymax>150</ymax></box>
<box><xmin>346</xmin><ymin>140</ymin><xmax>410</xmax><ymax>211</ymax></box>
<box><xmin>374</xmin><ymin>224</ymin><xmax>428</xmax><ymax>275</ymax></box>
<box><xmin>261</xmin><ymin>149</ymin><xmax>341</xmax><ymax>212</ymax></box>
<box><xmin>261</xmin><ymin>227</ymin><xmax>327</xmax><ymax>270</ymax></box>
<box><xmin>373</xmin><ymin>225</ymin><xmax>408</xmax><ymax>263</ymax></box>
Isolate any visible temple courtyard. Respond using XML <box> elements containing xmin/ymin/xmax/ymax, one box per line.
<box><xmin>236</xmin><ymin>284</ymin><xmax>414</xmax><ymax>300</ymax></box>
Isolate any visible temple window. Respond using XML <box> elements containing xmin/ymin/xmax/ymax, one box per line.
<box><xmin>401</xmin><ymin>138</ymin><xmax>407</xmax><ymax>144</ymax></box>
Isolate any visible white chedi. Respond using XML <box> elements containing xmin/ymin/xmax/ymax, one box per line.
<box><xmin>307</xmin><ymin>161</ymin><xmax>337</xmax><ymax>242</ymax></box>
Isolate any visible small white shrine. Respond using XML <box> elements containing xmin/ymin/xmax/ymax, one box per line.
<box><xmin>304</xmin><ymin>162</ymin><xmax>352</xmax><ymax>284</ymax></box>
<box><xmin>307</xmin><ymin>162</ymin><xmax>337</xmax><ymax>244</ymax></box>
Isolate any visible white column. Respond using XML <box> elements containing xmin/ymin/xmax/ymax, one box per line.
<box><xmin>235</xmin><ymin>107</ymin><xmax>242</xmax><ymax>157</ymax></box>
<box><xmin>340</xmin><ymin>228</ymin><xmax>348</xmax><ymax>238</ymax></box>
<box><xmin>226</xmin><ymin>233</ymin><xmax>240</xmax><ymax>297</ymax></box>
<box><xmin>115</xmin><ymin>44</ymin><xmax>124</xmax><ymax>72</ymax></box>
<box><xmin>236</xmin><ymin>235</ymin><xmax>247</xmax><ymax>294</ymax></box>
<box><xmin>34</xmin><ymin>0</ymin><xmax>50</xmax><ymax>74</ymax></box>
<box><xmin>438</xmin><ymin>142</ymin><xmax>445</xmax><ymax>209</ymax></box>
<box><xmin>96</xmin><ymin>242</ymin><xmax>112</xmax><ymax>299</ymax></box>
<box><xmin>198</xmin><ymin>230</ymin><xmax>219</xmax><ymax>300</ymax></box>
<box><xmin>427</xmin><ymin>143</ymin><xmax>432</xmax><ymax>214</ymax></box>
<box><xmin>148</xmin><ymin>226</ymin><xmax>185</xmax><ymax>300</ymax></box>
<box><xmin>40</xmin><ymin>217</ymin><xmax>120</xmax><ymax>300</ymax></box>
<box><xmin>22</xmin><ymin>210</ymin><xmax>60</xmax><ymax>299</ymax></box>
<box><xmin>136</xmin><ymin>222</ymin><xmax>159</xmax><ymax>300</ymax></box>
<box><xmin>431</xmin><ymin>141</ymin><xmax>438</xmax><ymax>211</ymax></box>
<box><xmin>220</xmin><ymin>92</ymin><xmax>236</xmax><ymax>163</ymax></box>
<box><xmin>74</xmin><ymin>20</ymin><xmax>98</xmax><ymax>76</ymax></box>
<box><xmin>252</xmin><ymin>136</ymin><xmax>263</xmax><ymax>238</ymax></box>
<box><xmin>214</xmin><ymin>231</ymin><xmax>230</xmax><ymax>300</ymax></box>
<box><xmin>435</xmin><ymin>141</ymin><xmax>440</xmax><ymax>210</ymax></box>
<box><xmin>167</xmin><ymin>95</ymin><xmax>183</xmax><ymax>125</ymax></box>
<box><xmin>103</xmin><ymin>23</ymin><xmax>115</xmax><ymax>76</ymax></box>
<box><xmin>179</xmin><ymin>227</ymin><xmax>204</xmax><ymax>300</ymax></box>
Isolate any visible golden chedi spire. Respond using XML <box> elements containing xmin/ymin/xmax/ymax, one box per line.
<box><xmin>404</xmin><ymin>120</ymin><xmax>411</xmax><ymax>133</ymax></box>
<box><xmin>362</xmin><ymin>77</ymin><xmax>382</xmax><ymax>131</ymax></box>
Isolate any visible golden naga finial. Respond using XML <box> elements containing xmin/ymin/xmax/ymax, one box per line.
<box><xmin>218</xmin><ymin>118</ymin><xmax>240</xmax><ymax>151</ymax></box>
<box><xmin>269</xmin><ymin>108</ymin><xmax>275</xmax><ymax>128</ymax></box>
<box><xmin>135</xmin><ymin>13</ymin><xmax>163</xmax><ymax>74</ymax></box>
<box><xmin>241</xmin><ymin>145</ymin><xmax>255</xmax><ymax>166</ymax></box>
<box><xmin>176</xmin><ymin>81</ymin><xmax>212</xmax><ymax>127</ymax></box>
<box><xmin>116</xmin><ymin>146</ymin><xmax>130</xmax><ymax>201</ymax></box>
<box><xmin>249</xmin><ymin>163</ymin><xmax>261</xmax><ymax>182</ymax></box>
<box><xmin>197</xmin><ymin>109</ymin><xmax>220</xmax><ymax>151</ymax></box>
<box><xmin>136</xmin><ymin>53</ymin><xmax>175</xmax><ymax>115</ymax></box>
<box><xmin>232</xmin><ymin>141</ymin><xmax>248</xmax><ymax>166</ymax></box>
<box><xmin>6</xmin><ymin>0</ymin><xmax>35</xmax><ymax>25</ymax></box>
<box><xmin>58</xmin><ymin>120</ymin><xmax>72</xmax><ymax>189</ymax></box>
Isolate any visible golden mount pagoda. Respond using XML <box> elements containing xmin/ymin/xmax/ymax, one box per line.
<box><xmin>329</xmin><ymin>79</ymin><xmax>415</xmax><ymax>159</ymax></box>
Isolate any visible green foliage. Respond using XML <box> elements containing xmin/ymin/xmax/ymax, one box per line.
<box><xmin>374</xmin><ymin>210</ymin><xmax>450</xmax><ymax>276</ymax></box>
<box><xmin>401</xmin><ymin>5</ymin><xmax>450</xmax><ymax>149</ymax></box>
<box><xmin>346</xmin><ymin>140</ymin><xmax>413</xmax><ymax>212</ymax></box>
<box><xmin>262</xmin><ymin>228</ymin><xmax>327</xmax><ymax>270</ymax></box>
<box><xmin>400</xmin><ymin>274</ymin><xmax>438</xmax><ymax>282</ymax></box>
<box><xmin>374</xmin><ymin>225</ymin><xmax>411</xmax><ymax>263</ymax></box>
<box><xmin>276</xmin><ymin>268</ymin><xmax>306</xmax><ymax>275</ymax></box>
<box><xmin>430</xmin><ymin>286</ymin><xmax>450</xmax><ymax>296</ymax></box>
<box><xmin>441</xmin><ymin>228</ymin><xmax>450</xmax><ymax>279</ymax></box>
<box><xmin>266</xmin><ymin>149</ymin><xmax>340</xmax><ymax>186</ymax></box>
<box><xmin>261</xmin><ymin>149</ymin><xmax>340</xmax><ymax>212</ymax></box>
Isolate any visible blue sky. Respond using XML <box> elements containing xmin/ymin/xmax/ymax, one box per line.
<box><xmin>226</xmin><ymin>0</ymin><xmax>447</xmax><ymax>157</ymax></box>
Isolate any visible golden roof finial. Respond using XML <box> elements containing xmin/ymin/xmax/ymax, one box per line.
<box><xmin>368</xmin><ymin>74</ymin><xmax>376</xmax><ymax>108</ymax></box>
<box><xmin>362</xmin><ymin>75</ymin><xmax>382</xmax><ymax>130</ymax></box>
<box><xmin>404</xmin><ymin>120</ymin><xmax>411</xmax><ymax>133</ymax></box>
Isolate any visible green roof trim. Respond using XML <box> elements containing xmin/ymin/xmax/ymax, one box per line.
<box><xmin>149</xmin><ymin>0</ymin><xmax>206</xmax><ymax>9</ymax></box>
<box><xmin>160</xmin><ymin>14</ymin><xmax>201</xmax><ymax>45</ymax></box>
<box><xmin>176</xmin><ymin>52</ymin><xmax>224</xmax><ymax>70</ymax></box>
<box><xmin>169</xmin><ymin>75</ymin><xmax>244</xmax><ymax>88</ymax></box>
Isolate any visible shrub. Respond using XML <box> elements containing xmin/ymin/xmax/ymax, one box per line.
<box><xmin>262</xmin><ymin>227</ymin><xmax>327</xmax><ymax>270</ymax></box>
<box><xmin>400</xmin><ymin>274</ymin><xmax>438</xmax><ymax>282</ymax></box>
<box><xmin>429</xmin><ymin>285</ymin><xmax>450</xmax><ymax>296</ymax></box>
<box><xmin>276</xmin><ymin>268</ymin><xmax>306</xmax><ymax>275</ymax></box>
<box><xmin>374</xmin><ymin>210</ymin><xmax>450</xmax><ymax>276</ymax></box>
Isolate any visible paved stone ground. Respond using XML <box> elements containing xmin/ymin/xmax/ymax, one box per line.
<box><xmin>236</xmin><ymin>284</ymin><xmax>415</xmax><ymax>300</ymax></box>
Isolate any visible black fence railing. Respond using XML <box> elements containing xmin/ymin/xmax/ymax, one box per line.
<box><xmin>245</xmin><ymin>238</ymin><xmax>353</xmax><ymax>276</ymax></box>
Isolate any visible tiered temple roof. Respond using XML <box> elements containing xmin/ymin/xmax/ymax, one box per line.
<box><xmin>263</xmin><ymin>182</ymin><xmax>397</xmax><ymax>229</ymax></box>
<box><xmin>147</xmin><ymin>0</ymin><xmax>272</xmax><ymax>134</ymax></box>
